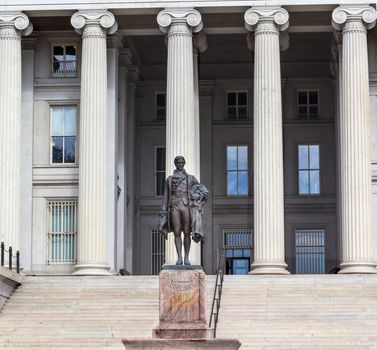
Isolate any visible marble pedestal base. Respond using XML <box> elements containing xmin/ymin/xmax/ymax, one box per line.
<box><xmin>123</xmin><ymin>339</ymin><xmax>241</xmax><ymax>350</ymax></box>
<box><xmin>122</xmin><ymin>268</ymin><xmax>240</xmax><ymax>349</ymax></box>
<box><xmin>153</xmin><ymin>268</ymin><xmax>211</xmax><ymax>339</ymax></box>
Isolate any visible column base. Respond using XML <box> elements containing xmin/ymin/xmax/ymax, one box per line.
<box><xmin>250</xmin><ymin>262</ymin><xmax>290</xmax><ymax>275</ymax></box>
<box><xmin>339</xmin><ymin>261</ymin><xmax>377</xmax><ymax>274</ymax></box>
<box><xmin>73</xmin><ymin>263</ymin><xmax>113</xmax><ymax>276</ymax></box>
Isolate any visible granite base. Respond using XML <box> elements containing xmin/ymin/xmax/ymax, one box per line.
<box><xmin>122</xmin><ymin>339</ymin><xmax>241</xmax><ymax>350</ymax></box>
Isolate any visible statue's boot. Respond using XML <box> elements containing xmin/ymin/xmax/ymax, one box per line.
<box><xmin>184</xmin><ymin>256</ymin><xmax>191</xmax><ymax>265</ymax></box>
<box><xmin>176</xmin><ymin>257</ymin><xmax>183</xmax><ymax>265</ymax></box>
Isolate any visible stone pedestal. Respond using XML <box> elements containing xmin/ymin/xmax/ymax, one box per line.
<box><xmin>153</xmin><ymin>269</ymin><xmax>211</xmax><ymax>339</ymax></box>
<box><xmin>123</xmin><ymin>268</ymin><xmax>240</xmax><ymax>349</ymax></box>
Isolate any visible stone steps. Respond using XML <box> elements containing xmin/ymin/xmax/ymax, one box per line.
<box><xmin>1</xmin><ymin>275</ymin><xmax>377</xmax><ymax>349</ymax></box>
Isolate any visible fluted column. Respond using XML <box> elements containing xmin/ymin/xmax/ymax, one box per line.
<box><xmin>245</xmin><ymin>7</ymin><xmax>289</xmax><ymax>274</ymax></box>
<box><xmin>71</xmin><ymin>11</ymin><xmax>117</xmax><ymax>275</ymax></box>
<box><xmin>332</xmin><ymin>6</ymin><xmax>377</xmax><ymax>273</ymax></box>
<box><xmin>0</xmin><ymin>13</ymin><xmax>32</xmax><ymax>253</ymax></box>
<box><xmin>157</xmin><ymin>8</ymin><xmax>203</xmax><ymax>265</ymax></box>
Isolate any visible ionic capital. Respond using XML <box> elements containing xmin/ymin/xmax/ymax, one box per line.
<box><xmin>244</xmin><ymin>7</ymin><xmax>289</xmax><ymax>32</ymax></box>
<box><xmin>332</xmin><ymin>6</ymin><xmax>377</xmax><ymax>31</ymax></box>
<box><xmin>193</xmin><ymin>32</ymin><xmax>207</xmax><ymax>53</ymax></box>
<box><xmin>0</xmin><ymin>12</ymin><xmax>33</xmax><ymax>37</ymax></box>
<box><xmin>71</xmin><ymin>11</ymin><xmax>118</xmax><ymax>36</ymax></box>
<box><xmin>157</xmin><ymin>8</ymin><xmax>202</xmax><ymax>34</ymax></box>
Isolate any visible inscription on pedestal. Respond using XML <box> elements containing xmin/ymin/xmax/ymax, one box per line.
<box><xmin>154</xmin><ymin>269</ymin><xmax>210</xmax><ymax>339</ymax></box>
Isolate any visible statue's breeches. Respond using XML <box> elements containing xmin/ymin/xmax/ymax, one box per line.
<box><xmin>170</xmin><ymin>202</ymin><xmax>191</xmax><ymax>235</ymax></box>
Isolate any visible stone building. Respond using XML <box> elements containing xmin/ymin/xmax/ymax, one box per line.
<box><xmin>1</xmin><ymin>0</ymin><xmax>377</xmax><ymax>277</ymax></box>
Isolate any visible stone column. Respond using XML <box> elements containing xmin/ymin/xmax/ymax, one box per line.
<box><xmin>245</xmin><ymin>7</ymin><xmax>289</xmax><ymax>274</ymax></box>
<box><xmin>71</xmin><ymin>11</ymin><xmax>117</xmax><ymax>275</ymax></box>
<box><xmin>157</xmin><ymin>8</ymin><xmax>203</xmax><ymax>265</ymax></box>
<box><xmin>332</xmin><ymin>6</ymin><xmax>377</xmax><ymax>273</ymax></box>
<box><xmin>0</xmin><ymin>13</ymin><xmax>32</xmax><ymax>253</ymax></box>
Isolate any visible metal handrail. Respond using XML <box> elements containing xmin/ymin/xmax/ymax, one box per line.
<box><xmin>0</xmin><ymin>242</ymin><xmax>20</xmax><ymax>273</ymax></box>
<box><xmin>209</xmin><ymin>248</ymin><xmax>225</xmax><ymax>338</ymax></box>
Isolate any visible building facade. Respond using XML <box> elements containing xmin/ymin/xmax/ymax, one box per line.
<box><xmin>0</xmin><ymin>0</ymin><xmax>377</xmax><ymax>276</ymax></box>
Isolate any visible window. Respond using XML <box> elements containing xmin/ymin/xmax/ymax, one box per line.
<box><xmin>47</xmin><ymin>201</ymin><xmax>77</xmax><ymax>264</ymax></box>
<box><xmin>295</xmin><ymin>228</ymin><xmax>325</xmax><ymax>274</ymax></box>
<box><xmin>227</xmin><ymin>92</ymin><xmax>248</xmax><ymax>120</ymax></box>
<box><xmin>151</xmin><ymin>229</ymin><xmax>165</xmax><ymax>275</ymax></box>
<box><xmin>51</xmin><ymin>106</ymin><xmax>77</xmax><ymax>164</ymax></box>
<box><xmin>52</xmin><ymin>45</ymin><xmax>77</xmax><ymax>77</ymax></box>
<box><xmin>156</xmin><ymin>93</ymin><xmax>166</xmax><ymax>120</ymax></box>
<box><xmin>298</xmin><ymin>145</ymin><xmax>320</xmax><ymax>195</ymax></box>
<box><xmin>227</xmin><ymin>145</ymin><xmax>248</xmax><ymax>196</ymax></box>
<box><xmin>155</xmin><ymin>147</ymin><xmax>166</xmax><ymax>196</ymax></box>
<box><xmin>297</xmin><ymin>90</ymin><xmax>319</xmax><ymax>118</ymax></box>
<box><xmin>223</xmin><ymin>229</ymin><xmax>253</xmax><ymax>275</ymax></box>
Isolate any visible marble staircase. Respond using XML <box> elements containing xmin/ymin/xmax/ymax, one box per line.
<box><xmin>0</xmin><ymin>275</ymin><xmax>377</xmax><ymax>349</ymax></box>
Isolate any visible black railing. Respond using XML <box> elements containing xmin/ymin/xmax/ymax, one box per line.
<box><xmin>0</xmin><ymin>242</ymin><xmax>20</xmax><ymax>273</ymax></box>
<box><xmin>209</xmin><ymin>248</ymin><xmax>225</xmax><ymax>338</ymax></box>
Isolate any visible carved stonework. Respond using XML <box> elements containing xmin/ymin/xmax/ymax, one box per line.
<box><xmin>245</xmin><ymin>7</ymin><xmax>289</xmax><ymax>51</ymax></box>
<box><xmin>157</xmin><ymin>8</ymin><xmax>202</xmax><ymax>34</ymax></box>
<box><xmin>332</xmin><ymin>6</ymin><xmax>377</xmax><ymax>31</ymax></box>
<box><xmin>193</xmin><ymin>32</ymin><xmax>207</xmax><ymax>53</ymax></box>
<box><xmin>71</xmin><ymin>11</ymin><xmax>118</xmax><ymax>36</ymax></box>
<box><xmin>244</xmin><ymin>7</ymin><xmax>289</xmax><ymax>32</ymax></box>
<box><xmin>0</xmin><ymin>12</ymin><xmax>33</xmax><ymax>39</ymax></box>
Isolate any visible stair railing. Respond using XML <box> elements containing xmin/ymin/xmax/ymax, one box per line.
<box><xmin>209</xmin><ymin>247</ymin><xmax>225</xmax><ymax>338</ymax></box>
<box><xmin>0</xmin><ymin>242</ymin><xmax>20</xmax><ymax>273</ymax></box>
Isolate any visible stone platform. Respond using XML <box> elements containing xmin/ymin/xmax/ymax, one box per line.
<box><xmin>123</xmin><ymin>339</ymin><xmax>241</xmax><ymax>349</ymax></box>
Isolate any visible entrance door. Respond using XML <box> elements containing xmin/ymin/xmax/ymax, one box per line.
<box><xmin>223</xmin><ymin>229</ymin><xmax>253</xmax><ymax>275</ymax></box>
<box><xmin>226</xmin><ymin>255</ymin><xmax>250</xmax><ymax>275</ymax></box>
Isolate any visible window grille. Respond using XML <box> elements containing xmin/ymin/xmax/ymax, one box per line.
<box><xmin>47</xmin><ymin>201</ymin><xmax>77</xmax><ymax>264</ymax></box>
<box><xmin>295</xmin><ymin>228</ymin><xmax>325</xmax><ymax>274</ymax></box>
<box><xmin>155</xmin><ymin>147</ymin><xmax>166</xmax><ymax>196</ymax></box>
<box><xmin>156</xmin><ymin>93</ymin><xmax>166</xmax><ymax>120</ymax></box>
<box><xmin>223</xmin><ymin>229</ymin><xmax>253</xmax><ymax>275</ymax></box>
<box><xmin>226</xmin><ymin>145</ymin><xmax>249</xmax><ymax>196</ymax></box>
<box><xmin>298</xmin><ymin>144</ymin><xmax>320</xmax><ymax>195</ymax></box>
<box><xmin>227</xmin><ymin>92</ymin><xmax>248</xmax><ymax>120</ymax></box>
<box><xmin>297</xmin><ymin>90</ymin><xmax>319</xmax><ymax>119</ymax></box>
<box><xmin>51</xmin><ymin>106</ymin><xmax>77</xmax><ymax>164</ymax></box>
<box><xmin>151</xmin><ymin>229</ymin><xmax>165</xmax><ymax>275</ymax></box>
<box><xmin>52</xmin><ymin>45</ymin><xmax>77</xmax><ymax>77</ymax></box>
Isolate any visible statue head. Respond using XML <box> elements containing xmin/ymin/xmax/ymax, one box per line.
<box><xmin>174</xmin><ymin>156</ymin><xmax>186</xmax><ymax>171</ymax></box>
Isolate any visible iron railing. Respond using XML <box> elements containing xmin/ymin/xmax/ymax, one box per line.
<box><xmin>0</xmin><ymin>242</ymin><xmax>20</xmax><ymax>273</ymax></box>
<box><xmin>209</xmin><ymin>248</ymin><xmax>225</xmax><ymax>338</ymax></box>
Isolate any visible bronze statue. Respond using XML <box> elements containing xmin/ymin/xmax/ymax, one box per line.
<box><xmin>158</xmin><ymin>156</ymin><xmax>209</xmax><ymax>265</ymax></box>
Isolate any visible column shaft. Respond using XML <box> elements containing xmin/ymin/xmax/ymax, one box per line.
<box><xmin>245</xmin><ymin>8</ymin><xmax>289</xmax><ymax>274</ymax></box>
<box><xmin>332</xmin><ymin>6</ymin><xmax>377</xmax><ymax>273</ymax></box>
<box><xmin>71</xmin><ymin>11</ymin><xmax>117</xmax><ymax>275</ymax></box>
<box><xmin>158</xmin><ymin>9</ymin><xmax>202</xmax><ymax>265</ymax></box>
<box><xmin>0</xmin><ymin>13</ymin><xmax>32</xmax><ymax>253</ymax></box>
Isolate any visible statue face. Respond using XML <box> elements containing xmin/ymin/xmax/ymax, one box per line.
<box><xmin>174</xmin><ymin>159</ymin><xmax>185</xmax><ymax>171</ymax></box>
